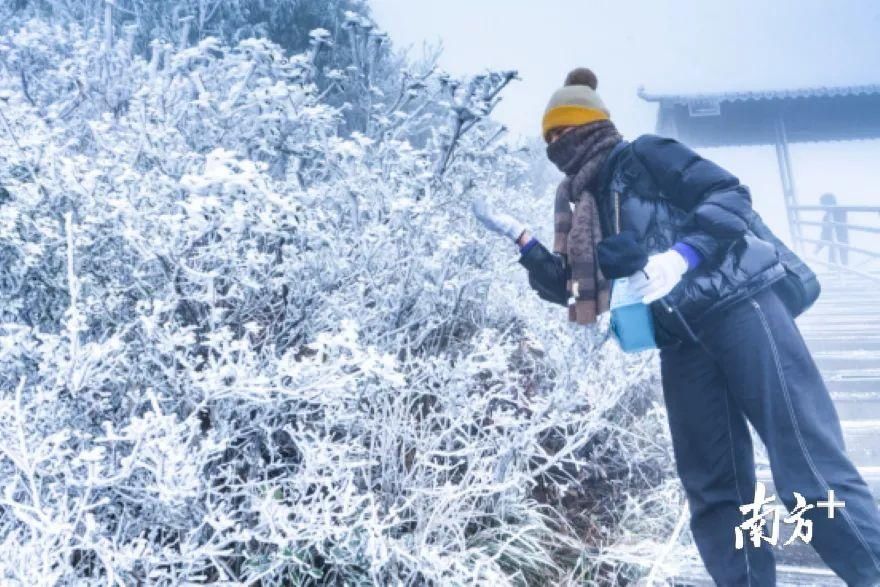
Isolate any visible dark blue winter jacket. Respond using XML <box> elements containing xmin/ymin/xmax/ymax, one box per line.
<box><xmin>519</xmin><ymin>134</ymin><xmax>787</xmax><ymax>347</ymax></box>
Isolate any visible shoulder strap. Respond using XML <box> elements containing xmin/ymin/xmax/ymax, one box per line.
<box><xmin>597</xmin><ymin>139</ymin><xmax>630</xmax><ymax>193</ymax></box>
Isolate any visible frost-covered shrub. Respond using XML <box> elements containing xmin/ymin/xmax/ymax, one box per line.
<box><xmin>0</xmin><ymin>12</ymin><xmax>677</xmax><ymax>587</ymax></box>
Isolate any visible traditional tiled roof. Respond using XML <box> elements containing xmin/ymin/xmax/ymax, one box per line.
<box><xmin>638</xmin><ymin>84</ymin><xmax>880</xmax><ymax>104</ymax></box>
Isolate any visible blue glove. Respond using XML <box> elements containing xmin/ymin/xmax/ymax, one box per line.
<box><xmin>597</xmin><ymin>231</ymin><xmax>648</xmax><ymax>279</ymax></box>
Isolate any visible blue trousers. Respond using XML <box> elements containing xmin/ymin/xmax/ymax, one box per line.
<box><xmin>660</xmin><ymin>286</ymin><xmax>880</xmax><ymax>586</ymax></box>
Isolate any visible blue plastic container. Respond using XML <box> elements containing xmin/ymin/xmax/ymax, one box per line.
<box><xmin>609</xmin><ymin>278</ymin><xmax>657</xmax><ymax>353</ymax></box>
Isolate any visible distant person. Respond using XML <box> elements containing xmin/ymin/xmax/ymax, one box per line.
<box><xmin>472</xmin><ymin>67</ymin><xmax>880</xmax><ymax>585</ymax></box>
<box><xmin>814</xmin><ymin>192</ymin><xmax>849</xmax><ymax>266</ymax></box>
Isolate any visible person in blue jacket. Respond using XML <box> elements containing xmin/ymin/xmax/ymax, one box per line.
<box><xmin>815</xmin><ymin>192</ymin><xmax>850</xmax><ymax>266</ymax></box>
<box><xmin>472</xmin><ymin>67</ymin><xmax>880</xmax><ymax>586</ymax></box>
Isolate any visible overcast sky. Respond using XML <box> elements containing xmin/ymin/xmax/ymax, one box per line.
<box><xmin>370</xmin><ymin>0</ymin><xmax>880</xmax><ymax>138</ymax></box>
<box><xmin>370</xmin><ymin>0</ymin><xmax>880</xmax><ymax>244</ymax></box>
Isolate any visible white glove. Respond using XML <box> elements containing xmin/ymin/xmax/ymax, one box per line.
<box><xmin>471</xmin><ymin>196</ymin><xmax>527</xmax><ymax>242</ymax></box>
<box><xmin>628</xmin><ymin>249</ymin><xmax>688</xmax><ymax>304</ymax></box>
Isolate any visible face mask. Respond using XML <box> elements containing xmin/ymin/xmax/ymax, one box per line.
<box><xmin>545</xmin><ymin>128</ymin><xmax>582</xmax><ymax>173</ymax></box>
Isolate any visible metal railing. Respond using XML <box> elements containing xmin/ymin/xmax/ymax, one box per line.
<box><xmin>790</xmin><ymin>205</ymin><xmax>880</xmax><ymax>280</ymax></box>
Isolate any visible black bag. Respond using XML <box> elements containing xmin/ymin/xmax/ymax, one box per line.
<box><xmin>748</xmin><ymin>211</ymin><xmax>821</xmax><ymax>317</ymax></box>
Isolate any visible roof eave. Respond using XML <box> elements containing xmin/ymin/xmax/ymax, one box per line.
<box><xmin>638</xmin><ymin>84</ymin><xmax>880</xmax><ymax>105</ymax></box>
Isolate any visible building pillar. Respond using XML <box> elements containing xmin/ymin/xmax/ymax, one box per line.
<box><xmin>774</xmin><ymin>115</ymin><xmax>802</xmax><ymax>252</ymax></box>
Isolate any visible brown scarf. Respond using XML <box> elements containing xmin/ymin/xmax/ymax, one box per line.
<box><xmin>546</xmin><ymin>120</ymin><xmax>623</xmax><ymax>325</ymax></box>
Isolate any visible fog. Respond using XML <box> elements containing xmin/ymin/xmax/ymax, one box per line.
<box><xmin>372</xmin><ymin>0</ymin><xmax>880</xmax><ymax>247</ymax></box>
<box><xmin>2</xmin><ymin>3</ymin><xmax>878</xmax><ymax>582</ymax></box>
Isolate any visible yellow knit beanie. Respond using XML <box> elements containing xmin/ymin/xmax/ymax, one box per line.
<box><xmin>542</xmin><ymin>67</ymin><xmax>610</xmax><ymax>142</ymax></box>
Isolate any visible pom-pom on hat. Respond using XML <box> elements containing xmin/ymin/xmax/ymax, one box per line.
<box><xmin>542</xmin><ymin>67</ymin><xmax>610</xmax><ymax>142</ymax></box>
